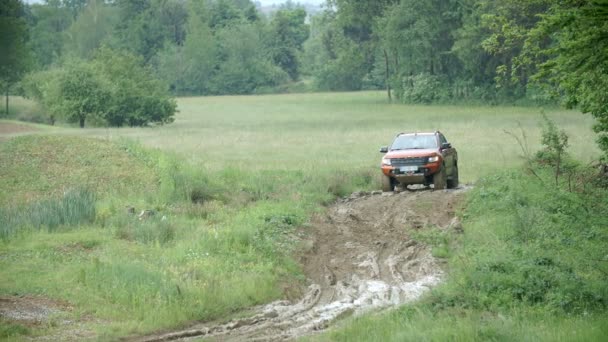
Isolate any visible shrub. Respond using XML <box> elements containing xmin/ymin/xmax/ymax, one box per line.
<box><xmin>400</xmin><ymin>73</ymin><xmax>450</xmax><ymax>104</ymax></box>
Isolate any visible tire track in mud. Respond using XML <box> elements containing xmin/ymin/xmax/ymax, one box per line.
<box><xmin>138</xmin><ymin>188</ymin><xmax>467</xmax><ymax>342</ymax></box>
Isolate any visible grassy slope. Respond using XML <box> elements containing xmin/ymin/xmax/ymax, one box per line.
<box><xmin>0</xmin><ymin>136</ymin><xmax>306</xmax><ymax>340</ymax></box>
<box><xmin>0</xmin><ymin>135</ymin><xmax>158</xmax><ymax>205</ymax></box>
<box><xmin>0</xmin><ymin>92</ymin><xmax>604</xmax><ymax>340</ymax></box>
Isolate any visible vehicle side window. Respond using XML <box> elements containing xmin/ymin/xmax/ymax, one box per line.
<box><xmin>439</xmin><ymin>134</ymin><xmax>448</xmax><ymax>145</ymax></box>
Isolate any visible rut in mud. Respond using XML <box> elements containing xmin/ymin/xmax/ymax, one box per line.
<box><xmin>140</xmin><ymin>188</ymin><xmax>466</xmax><ymax>342</ymax></box>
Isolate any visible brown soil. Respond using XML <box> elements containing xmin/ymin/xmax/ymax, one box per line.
<box><xmin>0</xmin><ymin>295</ymin><xmax>98</xmax><ymax>341</ymax></box>
<box><xmin>136</xmin><ymin>188</ymin><xmax>467</xmax><ymax>342</ymax></box>
<box><xmin>0</xmin><ymin>295</ymin><xmax>70</xmax><ymax>327</ymax></box>
<box><xmin>0</xmin><ymin>122</ymin><xmax>37</xmax><ymax>143</ymax></box>
<box><xmin>0</xmin><ymin>122</ymin><xmax>37</xmax><ymax>135</ymax></box>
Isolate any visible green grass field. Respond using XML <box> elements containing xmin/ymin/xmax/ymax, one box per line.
<box><xmin>0</xmin><ymin>92</ymin><xmax>604</xmax><ymax>340</ymax></box>
<box><xmin>69</xmin><ymin>92</ymin><xmax>599</xmax><ymax>181</ymax></box>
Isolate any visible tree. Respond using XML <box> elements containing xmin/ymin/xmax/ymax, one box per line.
<box><xmin>24</xmin><ymin>48</ymin><xmax>176</xmax><ymax>127</ymax></box>
<box><xmin>91</xmin><ymin>47</ymin><xmax>176</xmax><ymax>127</ymax></box>
<box><xmin>51</xmin><ymin>59</ymin><xmax>109</xmax><ymax>127</ymax></box>
<box><xmin>267</xmin><ymin>6</ymin><xmax>309</xmax><ymax>80</ymax></box>
<box><xmin>155</xmin><ymin>1</ymin><xmax>217</xmax><ymax>95</ymax></box>
<box><xmin>0</xmin><ymin>0</ymin><xmax>31</xmax><ymax>117</ymax></box>
<box><xmin>111</xmin><ymin>0</ymin><xmax>187</xmax><ymax>63</ymax></box>
<box><xmin>63</xmin><ymin>0</ymin><xmax>117</xmax><ymax>60</ymax></box>
<box><xmin>26</xmin><ymin>0</ymin><xmax>73</xmax><ymax>67</ymax></box>
<box><xmin>525</xmin><ymin>0</ymin><xmax>608</xmax><ymax>156</ymax></box>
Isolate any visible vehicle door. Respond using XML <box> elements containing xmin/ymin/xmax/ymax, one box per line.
<box><xmin>439</xmin><ymin>133</ymin><xmax>455</xmax><ymax>174</ymax></box>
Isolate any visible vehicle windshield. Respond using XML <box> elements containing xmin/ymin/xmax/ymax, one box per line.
<box><xmin>391</xmin><ymin>134</ymin><xmax>437</xmax><ymax>150</ymax></box>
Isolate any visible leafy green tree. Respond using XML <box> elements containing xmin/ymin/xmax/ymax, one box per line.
<box><xmin>92</xmin><ymin>47</ymin><xmax>176</xmax><ymax>127</ymax></box>
<box><xmin>213</xmin><ymin>24</ymin><xmax>288</xmax><ymax>94</ymax></box>
<box><xmin>477</xmin><ymin>0</ymin><xmax>551</xmax><ymax>98</ymax></box>
<box><xmin>112</xmin><ymin>0</ymin><xmax>187</xmax><ymax>63</ymax></box>
<box><xmin>63</xmin><ymin>0</ymin><xmax>117</xmax><ymax>60</ymax></box>
<box><xmin>267</xmin><ymin>6</ymin><xmax>309</xmax><ymax>80</ymax></box>
<box><xmin>525</xmin><ymin>0</ymin><xmax>608</xmax><ymax>156</ymax></box>
<box><xmin>155</xmin><ymin>1</ymin><xmax>217</xmax><ymax>95</ymax></box>
<box><xmin>376</xmin><ymin>0</ymin><xmax>462</xmax><ymax>102</ymax></box>
<box><xmin>304</xmin><ymin>10</ymin><xmax>368</xmax><ymax>91</ymax></box>
<box><xmin>24</xmin><ymin>48</ymin><xmax>176</xmax><ymax>127</ymax></box>
<box><xmin>26</xmin><ymin>0</ymin><xmax>73</xmax><ymax>67</ymax></box>
<box><xmin>50</xmin><ymin>59</ymin><xmax>109</xmax><ymax>127</ymax></box>
<box><xmin>0</xmin><ymin>0</ymin><xmax>31</xmax><ymax>116</ymax></box>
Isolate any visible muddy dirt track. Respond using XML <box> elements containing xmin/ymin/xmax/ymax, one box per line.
<box><xmin>139</xmin><ymin>188</ymin><xmax>466</xmax><ymax>342</ymax></box>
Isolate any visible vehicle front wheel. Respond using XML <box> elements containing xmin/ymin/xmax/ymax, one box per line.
<box><xmin>433</xmin><ymin>167</ymin><xmax>447</xmax><ymax>190</ymax></box>
<box><xmin>447</xmin><ymin>165</ymin><xmax>459</xmax><ymax>189</ymax></box>
<box><xmin>382</xmin><ymin>174</ymin><xmax>395</xmax><ymax>192</ymax></box>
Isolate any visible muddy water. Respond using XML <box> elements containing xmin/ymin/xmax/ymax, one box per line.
<box><xmin>140</xmin><ymin>189</ymin><xmax>466</xmax><ymax>342</ymax></box>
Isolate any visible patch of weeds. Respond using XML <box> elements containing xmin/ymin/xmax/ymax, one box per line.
<box><xmin>113</xmin><ymin>215</ymin><xmax>176</xmax><ymax>245</ymax></box>
<box><xmin>326</xmin><ymin>169</ymin><xmax>376</xmax><ymax>199</ymax></box>
<box><xmin>0</xmin><ymin>320</ymin><xmax>31</xmax><ymax>339</ymax></box>
<box><xmin>410</xmin><ymin>226</ymin><xmax>453</xmax><ymax>259</ymax></box>
<box><xmin>0</xmin><ymin>188</ymin><xmax>96</xmax><ymax>240</ymax></box>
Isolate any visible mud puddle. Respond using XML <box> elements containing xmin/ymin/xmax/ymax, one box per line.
<box><xmin>139</xmin><ymin>188</ymin><xmax>467</xmax><ymax>342</ymax></box>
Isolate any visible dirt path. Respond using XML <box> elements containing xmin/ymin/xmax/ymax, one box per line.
<box><xmin>139</xmin><ymin>188</ymin><xmax>466</xmax><ymax>342</ymax></box>
<box><xmin>0</xmin><ymin>122</ymin><xmax>38</xmax><ymax>142</ymax></box>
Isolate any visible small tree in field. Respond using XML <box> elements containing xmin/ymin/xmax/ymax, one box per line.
<box><xmin>92</xmin><ymin>47</ymin><xmax>176</xmax><ymax>127</ymax></box>
<box><xmin>51</xmin><ymin>60</ymin><xmax>109</xmax><ymax>128</ymax></box>
<box><xmin>23</xmin><ymin>47</ymin><xmax>176</xmax><ymax>127</ymax></box>
<box><xmin>537</xmin><ymin>113</ymin><xmax>569</xmax><ymax>186</ymax></box>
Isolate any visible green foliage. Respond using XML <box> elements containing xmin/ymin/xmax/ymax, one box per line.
<box><xmin>63</xmin><ymin>0</ymin><xmax>117</xmax><ymax>60</ymax></box>
<box><xmin>0</xmin><ymin>320</ymin><xmax>30</xmax><ymax>339</ymax></box>
<box><xmin>114</xmin><ymin>216</ymin><xmax>176</xmax><ymax>245</ymax></box>
<box><xmin>401</xmin><ymin>73</ymin><xmax>450</xmax><ymax>104</ymax></box>
<box><xmin>0</xmin><ymin>0</ymin><xmax>32</xmax><ymax>116</ymax></box>
<box><xmin>267</xmin><ymin>6</ymin><xmax>309</xmax><ymax>80</ymax></box>
<box><xmin>524</xmin><ymin>0</ymin><xmax>608</xmax><ymax>157</ymax></box>
<box><xmin>0</xmin><ymin>188</ymin><xmax>96</xmax><ymax>240</ymax></box>
<box><xmin>26</xmin><ymin>1</ymin><xmax>73</xmax><ymax>67</ymax></box>
<box><xmin>92</xmin><ymin>47</ymin><xmax>176</xmax><ymax>127</ymax></box>
<box><xmin>536</xmin><ymin>113</ymin><xmax>569</xmax><ymax>167</ymax></box>
<box><xmin>457</xmin><ymin>170</ymin><xmax>608</xmax><ymax>313</ymax></box>
<box><xmin>23</xmin><ymin>48</ymin><xmax>176</xmax><ymax>127</ymax></box>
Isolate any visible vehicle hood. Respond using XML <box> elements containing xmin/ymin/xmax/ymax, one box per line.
<box><xmin>385</xmin><ymin>149</ymin><xmax>439</xmax><ymax>159</ymax></box>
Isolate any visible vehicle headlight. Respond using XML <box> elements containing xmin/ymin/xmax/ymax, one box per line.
<box><xmin>382</xmin><ymin>158</ymin><xmax>391</xmax><ymax>165</ymax></box>
<box><xmin>428</xmin><ymin>155</ymin><xmax>440</xmax><ymax>163</ymax></box>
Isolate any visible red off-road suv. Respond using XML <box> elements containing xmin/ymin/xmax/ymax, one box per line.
<box><xmin>380</xmin><ymin>131</ymin><xmax>459</xmax><ymax>191</ymax></box>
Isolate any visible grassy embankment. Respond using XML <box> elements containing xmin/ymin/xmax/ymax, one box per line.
<box><xmin>311</xmin><ymin>167</ymin><xmax>608</xmax><ymax>341</ymax></box>
<box><xmin>0</xmin><ymin>92</ymin><xmax>604</xmax><ymax>340</ymax></box>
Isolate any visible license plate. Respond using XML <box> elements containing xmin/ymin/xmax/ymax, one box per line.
<box><xmin>400</xmin><ymin>166</ymin><xmax>418</xmax><ymax>172</ymax></box>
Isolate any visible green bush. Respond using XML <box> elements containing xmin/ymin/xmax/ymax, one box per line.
<box><xmin>114</xmin><ymin>216</ymin><xmax>175</xmax><ymax>245</ymax></box>
<box><xmin>438</xmin><ymin>169</ymin><xmax>608</xmax><ymax>314</ymax></box>
<box><xmin>400</xmin><ymin>73</ymin><xmax>450</xmax><ymax>104</ymax></box>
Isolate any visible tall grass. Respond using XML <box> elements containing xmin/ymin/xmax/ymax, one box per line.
<box><xmin>0</xmin><ymin>188</ymin><xmax>95</xmax><ymax>239</ymax></box>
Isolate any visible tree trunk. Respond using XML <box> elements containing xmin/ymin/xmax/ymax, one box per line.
<box><xmin>383</xmin><ymin>49</ymin><xmax>392</xmax><ymax>103</ymax></box>
<box><xmin>5</xmin><ymin>86</ymin><xmax>8</xmax><ymax>117</ymax></box>
<box><xmin>79</xmin><ymin>116</ymin><xmax>85</xmax><ymax>128</ymax></box>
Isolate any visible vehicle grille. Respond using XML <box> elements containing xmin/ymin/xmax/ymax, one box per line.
<box><xmin>391</xmin><ymin>157</ymin><xmax>427</xmax><ymax>167</ymax></box>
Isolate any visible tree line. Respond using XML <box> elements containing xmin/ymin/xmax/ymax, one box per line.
<box><xmin>0</xmin><ymin>0</ymin><xmax>607</xmax><ymax>154</ymax></box>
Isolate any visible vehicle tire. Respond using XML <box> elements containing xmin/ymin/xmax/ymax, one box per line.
<box><xmin>447</xmin><ymin>164</ymin><xmax>459</xmax><ymax>189</ymax></box>
<box><xmin>382</xmin><ymin>174</ymin><xmax>395</xmax><ymax>192</ymax></box>
<box><xmin>433</xmin><ymin>167</ymin><xmax>447</xmax><ymax>190</ymax></box>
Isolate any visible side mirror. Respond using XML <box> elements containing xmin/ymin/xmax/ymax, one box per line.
<box><xmin>441</xmin><ymin>142</ymin><xmax>452</xmax><ymax>150</ymax></box>
<box><xmin>379</xmin><ymin>146</ymin><xmax>388</xmax><ymax>153</ymax></box>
